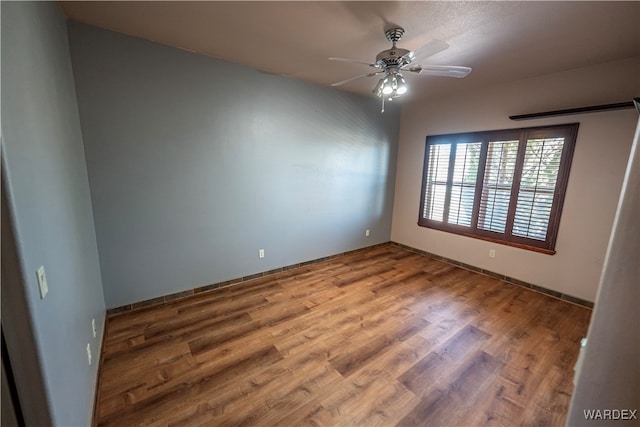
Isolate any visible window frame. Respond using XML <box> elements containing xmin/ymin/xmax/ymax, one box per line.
<box><xmin>418</xmin><ymin>123</ymin><xmax>579</xmax><ymax>254</ymax></box>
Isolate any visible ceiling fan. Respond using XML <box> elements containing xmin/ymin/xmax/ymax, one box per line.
<box><xmin>330</xmin><ymin>27</ymin><xmax>471</xmax><ymax>111</ymax></box>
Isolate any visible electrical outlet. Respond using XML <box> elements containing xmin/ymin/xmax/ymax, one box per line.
<box><xmin>489</xmin><ymin>249</ymin><xmax>496</xmax><ymax>258</ymax></box>
<box><xmin>86</xmin><ymin>343</ymin><xmax>92</xmax><ymax>365</ymax></box>
<box><xmin>92</xmin><ymin>318</ymin><xmax>97</xmax><ymax>338</ymax></box>
<box><xmin>365</xmin><ymin>229</ymin><xmax>370</xmax><ymax>237</ymax></box>
<box><xmin>258</xmin><ymin>249</ymin><xmax>265</xmax><ymax>259</ymax></box>
<box><xmin>36</xmin><ymin>266</ymin><xmax>48</xmax><ymax>299</ymax></box>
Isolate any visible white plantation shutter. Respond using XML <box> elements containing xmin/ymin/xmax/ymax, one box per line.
<box><xmin>513</xmin><ymin>137</ymin><xmax>565</xmax><ymax>241</ymax></box>
<box><xmin>422</xmin><ymin>144</ymin><xmax>450</xmax><ymax>222</ymax></box>
<box><xmin>478</xmin><ymin>140</ymin><xmax>519</xmax><ymax>233</ymax></box>
<box><xmin>448</xmin><ymin>142</ymin><xmax>481</xmax><ymax>226</ymax></box>
<box><xmin>419</xmin><ymin>124</ymin><xmax>578</xmax><ymax>253</ymax></box>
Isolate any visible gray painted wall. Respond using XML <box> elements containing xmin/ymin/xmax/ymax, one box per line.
<box><xmin>2</xmin><ymin>166</ymin><xmax>52</xmax><ymax>426</ymax></box>
<box><xmin>1</xmin><ymin>3</ymin><xmax>106</xmax><ymax>426</ymax></box>
<box><xmin>67</xmin><ymin>22</ymin><xmax>400</xmax><ymax>308</ymax></box>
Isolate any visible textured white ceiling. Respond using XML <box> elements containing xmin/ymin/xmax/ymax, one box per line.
<box><xmin>59</xmin><ymin>1</ymin><xmax>640</xmax><ymax>102</ymax></box>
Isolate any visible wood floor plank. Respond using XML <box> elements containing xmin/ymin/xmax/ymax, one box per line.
<box><xmin>362</xmin><ymin>335</ymin><xmax>433</xmax><ymax>380</ymax></box>
<box><xmin>398</xmin><ymin>350</ymin><xmax>504</xmax><ymax>427</ymax></box>
<box><xmin>316</xmin><ymin>369</ymin><xmax>420</xmax><ymax>427</ymax></box>
<box><xmin>220</xmin><ymin>362</ymin><xmax>342</xmax><ymax>426</ymax></box>
<box><xmin>328</xmin><ymin>334</ymin><xmax>395</xmax><ymax>377</ymax></box>
<box><xmin>518</xmin><ymin>364</ymin><xmax>575</xmax><ymax>426</ymax></box>
<box><xmin>99</xmin><ymin>345</ymin><xmax>283</xmax><ymax>426</ymax></box>
<box><xmin>437</xmin><ymin>324</ymin><xmax>492</xmax><ymax>362</ymax></box>
<box><xmin>469</xmin><ymin>380</ymin><xmax>526</xmax><ymax>426</ymax></box>
<box><xmin>398</xmin><ymin>351</ymin><xmax>453</xmax><ymax>398</ymax></box>
<box><xmin>96</xmin><ymin>244</ymin><xmax>591</xmax><ymax>426</ymax></box>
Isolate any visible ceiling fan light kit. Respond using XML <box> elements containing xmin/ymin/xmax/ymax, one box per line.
<box><xmin>374</xmin><ymin>73</ymin><xmax>408</xmax><ymax>98</ymax></box>
<box><xmin>330</xmin><ymin>26</ymin><xmax>472</xmax><ymax>112</ymax></box>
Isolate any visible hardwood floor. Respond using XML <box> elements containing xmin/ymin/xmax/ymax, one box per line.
<box><xmin>96</xmin><ymin>244</ymin><xmax>591</xmax><ymax>426</ymax></box>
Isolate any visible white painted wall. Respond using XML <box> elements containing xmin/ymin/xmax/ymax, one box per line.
<box><xmin>391</xmin><ymin>57</ymin><xmax>640</xmax><ymax>302</ymax></box>
<box><xmin>567</xmin><ymin>112</ymin><xmax>639</xmax><ymax>425</ymax></box>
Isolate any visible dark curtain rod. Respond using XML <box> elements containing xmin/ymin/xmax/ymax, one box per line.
<box><xmin>510</xmin><ymin>98</ymin><xmax>640</xmax><ymax>120</ymax></box>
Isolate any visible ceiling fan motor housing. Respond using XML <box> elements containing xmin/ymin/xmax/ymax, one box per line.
<box><xmin>375</xmin><ymin>47</ymin><xmax>413</xmax><ymax>68</ymax></box>
<box><xmin>377</xmin><ymin>27</ymin><xmax>413</xmax><ymax>68</ymax></box>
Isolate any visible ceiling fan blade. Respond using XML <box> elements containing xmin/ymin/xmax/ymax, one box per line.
<box><xmin>406</xmin><ymin>65</ymin><xmax>472</xmax><ymax>78</ymax></box>
<box><xmin>331</xmin><ymin>71</ymin><xmax>384</xmax><ymax>87</ymax></box>
<box><xmin>410</xmin><ymin>39</ymin><xmax>449</xmax><ymax>63</ymax></box>
<box><xmin>329</xmin><ymin>57</ymin><xmax>377</xmax><ymax>67</ymax></box>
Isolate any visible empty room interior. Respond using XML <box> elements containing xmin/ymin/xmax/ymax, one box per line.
<box><xmin>2</xmin><ymin>1</ymin><xmax>639</xmax><ymax>426</ymax></box>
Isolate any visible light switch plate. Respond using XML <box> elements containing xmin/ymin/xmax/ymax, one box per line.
<box><xmin>36</xmin><ymin>266</ymin><xmax>48</xmax><ymax>299</ymax></box>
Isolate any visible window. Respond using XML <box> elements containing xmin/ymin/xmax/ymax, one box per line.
<box><xmin>418</xmin><ymin>123</ymin><xmax>578</xmax><ymax>254</ymax></box>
